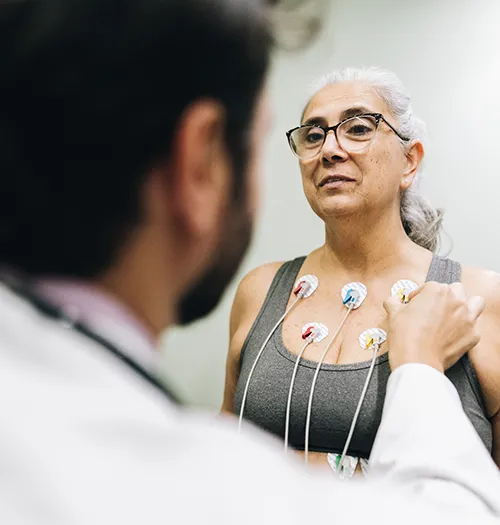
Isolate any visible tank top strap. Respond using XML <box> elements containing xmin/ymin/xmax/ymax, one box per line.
<box><xmin>425</xmin><ymin>254</ymin><xmax>462</xmax><ymax>284</ymax></box>
<box><xmin>239</xmin><ymin>257</ymin><xmax>306</xmax><ymax>365</ymax></box>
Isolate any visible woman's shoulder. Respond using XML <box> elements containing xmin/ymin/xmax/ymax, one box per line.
<box><xmin>229</xmin><ymin>261</ymin><xmax>286</xmax><ymax>336</ymax></box>
<box><xmin>460</xmin><ymin>263</ymin><xmax>500</xmax><ymax>417</ymax></box>
<box><xmin>235</xmin><ymin>261</ymin><xmax>288</xmax><ymax>304</ymax></box>
<box><xmin>459</xmin><ymin>263</ymin><xmax>500</xmax><ymax>340</ymax></box>
<box><xmin>238</xmin><ymin>261</ymin><xmax>287</xmax><ymax>294</ymax></box>
<box><xmin>460</xmin><ymin>264</ymin><xmax>500</xmax><ymax>302</ymax></box>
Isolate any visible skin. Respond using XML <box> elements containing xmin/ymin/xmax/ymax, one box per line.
<box><xmin>97</xmin><ymin>90</ymin><xmax>271</xmax><ymax>339</ymax></box>
<box><xmin>223</xmin><ymin>81</ymin><xmax>500</xmax><ymax>469</ymax></box>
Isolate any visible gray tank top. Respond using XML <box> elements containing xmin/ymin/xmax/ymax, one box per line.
<box><xmin>234</xmin><ymin>255</ymin><xmax>492</xmax><ymax>458</ymax></box>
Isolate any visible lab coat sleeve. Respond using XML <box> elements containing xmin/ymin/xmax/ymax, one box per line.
<box><xmin>369</xmin><ymin>363</ymin><xmax>500</xmax><ymax>515</ymax></box>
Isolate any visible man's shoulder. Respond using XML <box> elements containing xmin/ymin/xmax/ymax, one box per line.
<box><xmin>0</xmin><ymin>283</ymin><xmax>287</xmax><ymax>465</ymax></box>
<box><xmin>0</xmin><ymin>283</ymin><xmax>181</xmax><ymax>425</ymax></box>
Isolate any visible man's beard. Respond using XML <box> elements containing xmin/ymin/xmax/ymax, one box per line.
<box><xmin>176</xmin><ymin>198</ymin><xmax>253</xmax><ymax>326</ymax></box>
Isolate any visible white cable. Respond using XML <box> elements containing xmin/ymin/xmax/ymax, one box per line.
<box><xmin>238</xmin><ymin>296</ymin><xmax>302</xmax><ymax>433</ymax></box>
<box><xmin>284</xmin><ymin>338</ymin><xmax>312</xmax><ymax>454</ymax></box>
<box><xmin>304</xmin><ymin>307</ymin><xmax>352</xmax><ymax>465</ymax></box>
<box><xmin>337</xmin><ymin>343</ymin><xmax>379</xmax><ymax>474</ymax></box>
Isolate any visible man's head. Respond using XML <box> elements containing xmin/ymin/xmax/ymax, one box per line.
<box><xmin>0</xmin><ymin>0</ymin><xmax>273</xmax><ymax>328</ymax></box>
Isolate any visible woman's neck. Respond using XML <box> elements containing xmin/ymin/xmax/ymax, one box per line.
<box><xmin>319</xmin><ymin>208</ymin><xmax>428</xmax><ymax>279</ymax></box>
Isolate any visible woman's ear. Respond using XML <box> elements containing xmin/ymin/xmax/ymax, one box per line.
<box><xmin>400</xmin><ymin>140</ymin><xmax>424</xmax><ymax>190</ymax></box>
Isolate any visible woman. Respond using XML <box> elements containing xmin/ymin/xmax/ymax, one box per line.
<box><xmin>222</xmin><ymin>67</ymin><xmax>500</xmax><ymax>475</ymax></box>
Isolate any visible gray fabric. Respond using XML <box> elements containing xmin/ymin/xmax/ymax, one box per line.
<box><xmin>234</xmin><ymin>254</ymin><xmax>492</xmax><ymax>458</ymax></box>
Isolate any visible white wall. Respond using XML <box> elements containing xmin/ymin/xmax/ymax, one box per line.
<box><xmin>161</xmin><ymin>0</ymin><xmax>500</xmax><ymax>407</ymax></box>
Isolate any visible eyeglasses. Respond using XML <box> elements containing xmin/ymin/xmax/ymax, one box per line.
<box><xmin>286</xmin><ymin>113</ymin><xmax>409</xmax><ymax>160</ymax></box>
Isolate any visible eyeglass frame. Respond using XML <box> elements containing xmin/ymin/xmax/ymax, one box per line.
<box><xmin>286</xmin><ymin>112</ymin><xmax>410</xmax><ymax>159</ymax></box>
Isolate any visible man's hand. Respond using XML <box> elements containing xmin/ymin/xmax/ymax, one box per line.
<box><xmin>384</xmin><ymin>282</ymin><xmax>485</xmax><ymax>373</ymax></box>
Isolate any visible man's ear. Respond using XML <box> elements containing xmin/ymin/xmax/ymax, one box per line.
<box><xmin>144</xmin><ymin>99</ymin><xmax>231</xmax><ymax>246</ymax></box>
<box><xmin>400</xmin><ymin>140</ymin><xmax>424</xmax><ymax>190</ymax></box>
<box><xmin>168</xmin><ymin>99</ymin><xmax>231</xmax><ymax>238</ymax></box>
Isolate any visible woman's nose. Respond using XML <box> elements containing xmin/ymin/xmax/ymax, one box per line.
<box><xmin>321</xmin><ymin>130</ymin><xmax>349</xmax><ymax>163</ymax></box>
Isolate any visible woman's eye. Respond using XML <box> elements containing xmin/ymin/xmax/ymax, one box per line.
<box><xmin>305</xmin><ymin>130</ymin><xmax>324</xmax><ymax>143</ymax></box>
<box><xmin>346</xmin><ymin>124</ymin><xmax>372</xmax><ymax>136</ymax></box>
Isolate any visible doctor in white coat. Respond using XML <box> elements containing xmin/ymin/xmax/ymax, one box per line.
<box><xmin>0</xmin><ymin>0</ymin><xmax>498</xmax><ymax>523</ymax></box>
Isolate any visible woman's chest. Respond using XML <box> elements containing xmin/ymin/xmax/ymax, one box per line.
<box><xmin>240</xmin><ymin>341</ymin><xmax>391</xmax><ymax>456</ymax></box>
<box><xmin>282</xmin><ymin>292</ymin><xmax>390</xmax><ymax>365</ymax></box>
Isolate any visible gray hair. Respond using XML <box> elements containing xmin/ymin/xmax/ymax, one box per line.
<box><xmin>307</xmin><ymin>67</ymin><xmax>443</xmax><ymax>252</ymax></box>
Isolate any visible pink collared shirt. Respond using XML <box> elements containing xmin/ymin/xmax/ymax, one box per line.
<box><xmin>35</xmin><ymin>279</ymin><xmax>158</xmax><ymax>371</ymax></box>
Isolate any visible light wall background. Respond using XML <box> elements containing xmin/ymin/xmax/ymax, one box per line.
<box><xmin>161</xmin><ymin>0</ymin><xmax>500</xmax><ymax>407</ymax></box>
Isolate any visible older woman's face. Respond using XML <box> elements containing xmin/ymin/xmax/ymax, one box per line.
<box><xmin>299</xmin><ymin>82</ymin><xmax>413</xmax><ymax>222</ymax></box>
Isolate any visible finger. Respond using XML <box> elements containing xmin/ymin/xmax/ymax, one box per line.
<box><xmin>383</xmin><ymin>296</ymin><xmax>404</xmax><ymax>316</ymax></box>
<box><xmin>468</xmin><ymin>295</ymin><xmax>485</xmax><ymax>321</ymax></box>
<box><xmin>406</xmin><ymin>282</ymin><xmax>434</xmax><ymax>302</ymax></box>
<box><xmin>406</xmin><ymin>287</ymin><xmax>422</xmax><ymax>302</ymax></box>
<box><xmin>458</xmin><ymin>333</ymin><xmax>482</xmax><ymax>359</ymax></box>
<box><xmin>450</xmin><ymin>282</ymin><xmax>467</xmax><ymax>300</ymax></box>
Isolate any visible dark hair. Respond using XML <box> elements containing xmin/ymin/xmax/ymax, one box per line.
<box><xmin>0</xmin><ymin>0</ymin><xmax>273</xmax><ymax>277</ymax></box>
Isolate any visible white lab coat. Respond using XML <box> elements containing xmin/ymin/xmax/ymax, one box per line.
<box><xmin>0</xmin><ymin>283</ymin><xmax>498</xmax><ymax>524</ymax></box>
